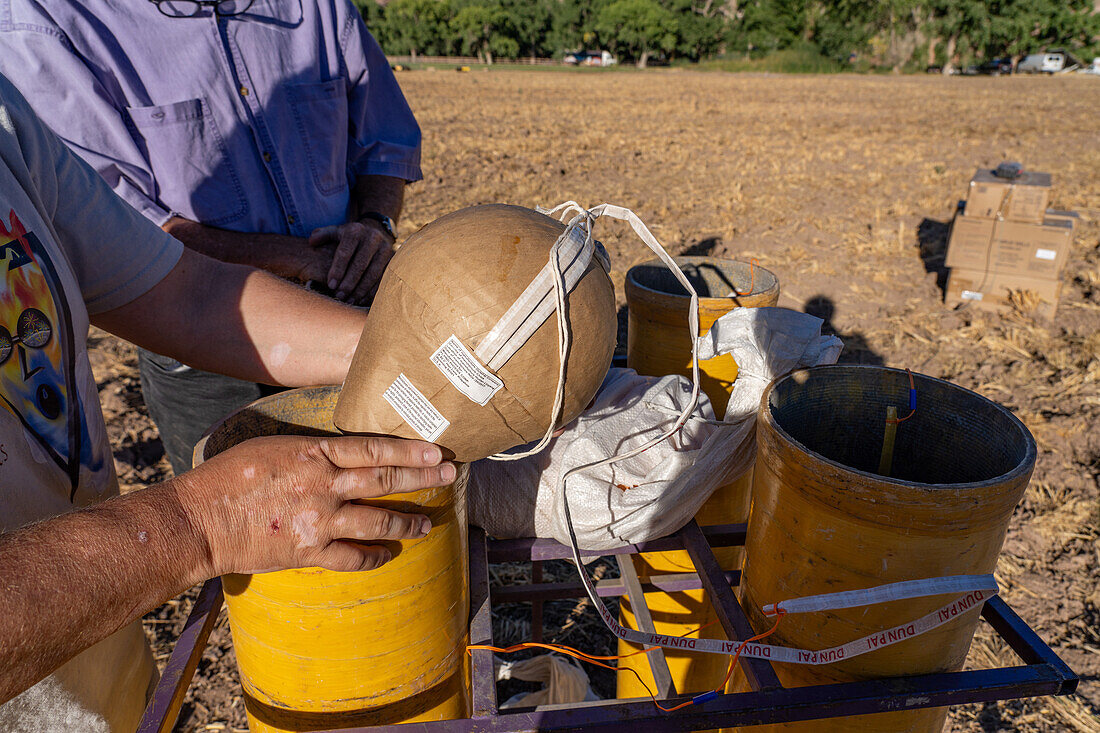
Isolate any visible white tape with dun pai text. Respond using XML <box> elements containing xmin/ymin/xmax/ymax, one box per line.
<box><xmin>582</xmin><ymin>571</ymin><xmax>998</xmax><ymax>665</ymax></box>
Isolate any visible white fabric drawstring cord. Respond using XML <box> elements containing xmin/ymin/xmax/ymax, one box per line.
<box><xmin>488</xmin><ymin>208</ymin><xmax>596</xmax><ymax>461</ymax></box>
<box><xmin>488</xmin><ymin>203</ymin><xmax>701</xmax><ymax>464</ymax></box>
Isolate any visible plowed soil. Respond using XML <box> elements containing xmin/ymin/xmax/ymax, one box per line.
<box><xmin>87</xmin><ymin>69</ymin><xmax>1098</xmax><ymax>732</ymax></box>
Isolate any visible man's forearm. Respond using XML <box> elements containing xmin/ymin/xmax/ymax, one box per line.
<box><xmin>233</xmin><ymin>267</ymin><xmax>367</xmax><ymax>386</ymax></box>
<box><xmin>162</xmin><ymin>217</ymin><xmax>321</xmax><ymax>280</ymax></box>
<box><xmin>92</xmin><ymin>248</ymin><xmax>366</xmax><ymax>387</ymax></box>
<box><xmin>0</xmin><ymin>481</ymin><xmax>211</xmax><ymax>704</ymax></box>
<box><xmin>350</xmin><ymin>174</ymin><xmax>405</xmax><ymax>227</ymax></box>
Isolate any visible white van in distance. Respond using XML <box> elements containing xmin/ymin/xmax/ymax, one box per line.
<box><xmin>1018</xmin><ymin>52</ymin><xmax>1066</xmax><ymax>73</ymax></box>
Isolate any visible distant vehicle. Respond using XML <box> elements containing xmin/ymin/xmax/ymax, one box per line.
<box><xmin>563</xmin><ymin>50</ymin><xmax>617</xmax><ymax>67</ymax></box>
<box><xmin>1018</xmin><ymin>52</ymin><xmax>1066</xmax><ymax>74</ymax></box>
<box><xmin>1081</xmin><ymin>58</ymin><xmax>1100</xmax><ymax>76</ymax></box>
<box><xmin>977</xmin><ymin>57</ymin><xmax>1013</xmax><ymax>76</ymax></box>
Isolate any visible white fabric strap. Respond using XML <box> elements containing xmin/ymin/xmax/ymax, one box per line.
<box><xmin>761</xmin><ymin>575</ymin><xmax>999</xmax><ymax>616</ymax></box>
<box><xmin>486</xmin><ymin>210</ymin><xmax>586</xmax><ymax>461</ymax></box>
<box><xmin>474</xmin><ymin>224</ymin><xmax>604</xmax><ymax>372</ymax></box>
<box><xmin>487</xmin><ymin>202</ymin><xmax>700</xmax><ymax>463</ymax></box>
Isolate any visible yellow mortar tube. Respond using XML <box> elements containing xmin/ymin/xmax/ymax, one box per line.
<box><xmin>729</xmin><ymin>365</ymin><xmax>1035</xmax><ymax>732</ymax></box>
<box><xmin>619</xmin><ymin>257</ymin><xmax>779</xmax><ymax>699</ymax></box>
<box><xmin>194</xmin><ymin>386</ymin><xmax>470</xmax><ymax>732</ymax></box>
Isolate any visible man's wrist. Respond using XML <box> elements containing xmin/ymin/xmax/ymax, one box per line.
<box><xmin>358</xmin><ymin>211</ymin><xmax>396</xmax><ymax>241</ymax></box>
<box><xmin>273</xmin><ymin>235</ymin><xmax>323</xmax><ymax>282</ymax></box>
<box><xmin>164</xmin><ymin>472</ymin><xmax>221</xmax><ymax>580</ymax></box>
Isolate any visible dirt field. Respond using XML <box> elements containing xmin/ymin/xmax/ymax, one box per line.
<box><xmin>89</xmin><ymin>70</ymin><xmax>1099</xmax><ymax>731</ymax></box>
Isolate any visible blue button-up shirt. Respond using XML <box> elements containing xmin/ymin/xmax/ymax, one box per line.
<box><xmin>0</xmin><ymin>0</ymin><xmax>422</xmax><ymax>237</ymax></box>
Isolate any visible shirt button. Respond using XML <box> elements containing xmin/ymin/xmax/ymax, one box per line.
<box><xmin>239</xmin><ymin>86</ymin><xmax>250</xmax><ymax>97</ymax></box>
<box><xmin>262</xmin><ymin>152</ymin><xmax>272</xmax><ymax>162</ymax></box>
<box><xmin>287</xmin><ymin>215</ymin><xmax>295</xmax><ymax>224</ymax></box>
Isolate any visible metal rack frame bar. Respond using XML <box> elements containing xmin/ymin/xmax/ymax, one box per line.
<box><xmin>615</xmin><ymin>554</ymin><xmax>677</xmax><ymax>699</ymax></box>
<box><xmin>137</xmin><ymin>577</ymin><xmax>224</xmax><ymax>733</ymax></box>
<box><xmin>139</xmin><ymin>521</ymin><xmax>1077</xmax><ymax>733</ymax></box>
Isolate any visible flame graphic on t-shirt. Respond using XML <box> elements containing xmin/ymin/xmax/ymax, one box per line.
<box><xmin>0</xmin><ymin>209</ymin><xmax>84</xmax><ymax>497</ymax></box>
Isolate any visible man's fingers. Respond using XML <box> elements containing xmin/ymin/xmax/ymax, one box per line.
<box><xmin>309</xmin><ymin>225</ymin><xmax>339</xmax><ymax>247</ymax></box>
<box><xmin>350</xmin><ymin>244</ymin><xmax>393</xmax><ymax>305</ymax></box>
<box><xmin>326</xmin><ymin>223</ymin><xmax>369</xmax><ymax>292</ymax></box>
<box><xmin>315</xmin><ymin>541</ymin><xmax>393</xmax><ymax>572</ymax></box>
<box><xmin>333</xmin><ymin>462</ymin><xmax>456</xmax><ymax>499</ymax></box>
<box><xmin>335</xmin><ymin>236</ymin><xmax>380</xmax><ymax>301</ymax></box>
<box><xmin>316</xmin><ymin>436</ymin><xmax>443</xmax><ymax>469</ymax></box>
<box><xmin>334</xmin><ymin>504</ymin><xmax>432</xmax><ymax>541</ymax></box>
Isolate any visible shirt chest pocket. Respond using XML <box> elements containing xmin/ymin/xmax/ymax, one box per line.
<box><xmin>127</xmin><ymin>97</ymin><xmax>247</xmax><ymax>226</ymax></box>
<box><xmin>286</xmin><ymin>79</ymin><xmax>349</xmax><ymax>197</ymax></box>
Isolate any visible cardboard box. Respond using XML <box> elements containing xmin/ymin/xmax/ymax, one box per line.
<box><xmin>963</xmin><ymin>168</ymin><xmax>1051</xmax><ymax>222</ymax></box>
<box><xmin>989</xmin><ymin>218</ymin><xmax>1074</xmax><ymax>279</ymax></box>
<box><xmin>944</xmin><ymin>216</ymin><xmax>996</xmax><ymax>271</ymax></box>
<box><xmin>945</xmin><ymin>215</ymin><xmax>1073</xmax><ymax>279</ymax></box>
<box><xmin>945</xmin><ymin>267</ymin><xmax>1061</xmax><ymax>319</ymax></box>
<box><xmin>1045</xmin><ymin>209</ymin><xmax>1079</xmax><ymax>230</ymax></box>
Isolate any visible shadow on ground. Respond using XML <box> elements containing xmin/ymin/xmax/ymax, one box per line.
<box><xmin>804</xmin><ymin>294</ymin><xmax>885</xmax><ymax>366</ymax></box>
<box><xmin>679</xmin><ymin>236</ymin><xmax>722</xmax><ymax>257</ymax></box>
<box><xmin>917</xmin><ymin>217</ymin><xmax>952</xmax><ymax>296</ymax></box>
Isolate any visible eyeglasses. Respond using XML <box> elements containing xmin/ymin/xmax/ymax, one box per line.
<box><xmin>0</xmin><ymin>308</ymin><xmax>53</xmax><ymax>366</ymax></box>
<box><xmin>148</xmin><ymin>0</ymin><xmax>255</xmax><ymax>18</ymax></box>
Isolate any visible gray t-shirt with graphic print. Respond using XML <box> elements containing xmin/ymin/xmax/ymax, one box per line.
<box><xmin>0</xmin><ymin>74</ymin><xmax>182</xmax><ymax>732</ymax></box>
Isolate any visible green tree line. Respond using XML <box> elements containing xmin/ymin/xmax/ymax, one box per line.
<box><xmin>354</xmin><ymin>0</ymin><xmax>1100</xmax><ymax>70</ymax></box>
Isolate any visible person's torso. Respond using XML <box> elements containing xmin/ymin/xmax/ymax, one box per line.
<box><xmin>0</xmin><ymin>154</ymin><xmax>116</xmax><ymax>525</ymax></box>
<box><xmin>0</xmin><ymin>85</ymin><xmax>152</xmax><ymax>733</ymax></box>
<box><xmin>21</xmin><ymin>0</ymin><xmax>357</xmax><ymax>235</ymax></box>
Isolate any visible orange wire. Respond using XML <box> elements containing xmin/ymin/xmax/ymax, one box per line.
<box><xmin>886</xmin><ymin>368</ymin><xmax>916</xmax><ymax>424</ymax></box>
<box><xmin>733</xmin><ymin>258</ymin><xmax>757</xmax><ymax>297</ymax></box>
<box><xmin>467</xmin><ymin>613</ymin><xmax>786</xmax><ymax>713</ymax></box>
<box><xmin>717</xmin><ymin>608</ymin><xmax>786</xmax><ymax>692</ymax></box>
<box><xmin>467</xmin><ymin>619</ymin><xmax>719</xmax><ymax>662</ymax></box>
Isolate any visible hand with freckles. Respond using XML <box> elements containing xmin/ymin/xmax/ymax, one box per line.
<box><xmin>175</xmin><ymin>435</ymin><xmax>455</xmax><ymax>575</ymax></box>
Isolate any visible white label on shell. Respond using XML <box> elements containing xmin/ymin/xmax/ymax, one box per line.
<box><xmin>383</xmin><ymin>374</ymin><xmax>449</xmax><ymax>441</ymax></box>
<box><xmin>430</xmin><ymin>335</ymin><xmax>504</xmax><ymax>406</ymax></box>
<box><xmin>961</xmin><ymin>290</ymin><xmax>983</xmax><ymax>301</ymax></box>
<box><xmin>1035</xmin><ymin>248</ymin><xmax>1057</xmax><ymax>261</ymax></box>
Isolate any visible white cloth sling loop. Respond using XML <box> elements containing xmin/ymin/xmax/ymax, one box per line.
<box><xmin>760</xmin><ymin>575</ymin><xmax>999</xmax><ymax>616</ymax></box>
<box><xmin>487</xmin><ymin>202</ymin><xmax>701</xmax><ymax>462</ymax></box>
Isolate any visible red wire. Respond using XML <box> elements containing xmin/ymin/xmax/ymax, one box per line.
<box><xmin>886</xmin><ymin>368</ymin><xmax>916</xmax><ymax>424</ymax></box>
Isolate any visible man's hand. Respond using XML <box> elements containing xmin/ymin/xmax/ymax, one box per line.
<box><xmin>177</xmin><ymin>435</ymin><xmax>455</xmax><ymax>575</ymax></box>
<box><xmin>309</xmin><ymin>220</ymin><xmax>394</xmax><ymax>304</ymax></box>
<box><xmin>0</xmin><ymin>434</ymin><xmax>454</xmax><ymax>704</ymax></box>
<box><xmin>290</xmin><ymin>241</ymin><xmax>339</xmax><ymax>283</ymax></box>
